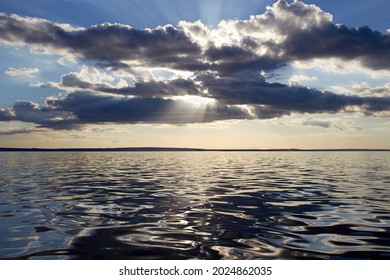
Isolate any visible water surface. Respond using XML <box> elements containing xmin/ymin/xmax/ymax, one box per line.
<box><xmin>0</xmin><ymin>151</ymin><xmax>389</xmax><ymax>259</ymax></box>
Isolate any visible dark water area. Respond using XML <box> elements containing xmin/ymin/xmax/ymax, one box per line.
<box><xmin>0</xmin><ymin>151</ymin><xmax>389</xmax><ymax>260</ymax></box>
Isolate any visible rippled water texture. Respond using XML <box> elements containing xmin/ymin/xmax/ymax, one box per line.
<box><xmin>0</xmin><ymin>151</ymin><xmax>389</xmax><ymax>259</ymax></box>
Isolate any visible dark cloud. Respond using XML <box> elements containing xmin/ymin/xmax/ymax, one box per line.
<box><xmin>59</xmin><ymin>74</ymin><xmax>201</xmax><ymax>97</ymax></box>
<box><xmin>197</xmin><ymin>72</ymin><xmax>390</xmax><ymax>116</ymax></box>
<box><xmin>60</xmin><ymin>73</ymin><xmax>94</xmax><ymax>89</ymax></box>
<box><xmin>1</xmin><ymin>91</ymin><xmax>249</xmax><ymax>130</ymax></box>
<box><xmin>0</xmin><ymin>108</ymin><xmax>14</xmax><ymax>121</ymax></box>
<box><xmin>203</xmin><ymin>45</ymin><xmax>282</xmax><ymax>76</ymax></box>
<box><xmin>1</xmin><ymin>101</ymin><xmax>77</xmax><ymax>129</ymax></box>
<box><xmin>1</xmin><ymin>1</ymin><xmax>389</xmax><ymax>73</ymax></box>
<box><xmin>1</xmin><ymin>1</ymin><xmax>390</xmax><ymax>73</ymax></box>
<box><xmin>220</xmin><ymin>0</ymin><xmax>390</xmax><ymax>71</ymax></box>
<box><xmin>0</xmin><ymin>13</ymin><xmax>201</xmax><ymax>66</ymax></box>
<box><xmin>1</xmin><ymin>83</ymin><xmax>389</xmax><ymax>132</ymax></box>
<box><xmin>283</xmin><ymin>24</ymin><xmax>390</xmax><ymax>70</ymax></box>
<box><xmin>252</xmin><ymin>106</ymin><xmax>292</xmax><ymax>120</ymax></box>
<box><xmin>204</xmin><ymin>46</ymin><xmax>276</xmax><ymax>71</ymax></box>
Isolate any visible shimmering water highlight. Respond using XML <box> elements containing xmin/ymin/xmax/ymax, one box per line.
<box><xmin>0</xmin><ymin>152</ymin><xmax>389</xmax><ymax>259</ymax></box>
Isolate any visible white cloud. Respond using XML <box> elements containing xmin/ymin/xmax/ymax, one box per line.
<box><xmin>288</xmin><ymin>74</ymin><xmax>317</xmax><ymax>86</ymax></box>
<box><xmin>351</xmin><ymin>82</ymin><xmax>390</xmax><ymax>97</ymax></box>
<box><xmin>329</xmin><ymin>82</ymin><xmax>390</xmax><ymax>97</ymax></box>
<box><xmin>292</xmin><ymin>58</ymin><xmax>390</xmax><ymax>78</ymax></box>
<box><xmin>57</xmin><ymin>56</ymin><xmax>78</xmax><ymax>67</ymax></box>
<box><xmin>4</xmin><ymin>67</ymin><xmax>40</xmax><ymax>78</ymax></box>
<box><xmin>216</xmin><ymin>0</ymin><xmax>333</xmax><ymax>47</ymax></box>
<box><xmin>50</xmin><ymin>65</ymin><xmax>134</xmax><ymax>91</ymax></box>
<box><xmin>78</xmin><ymin>65</ymin><xmax>115</xmax><ymax>84</ymax></box>
<box><xmin>178</xmin><ymin>20</ymin><xmax>212</xmax><ymax>48</ymax></box>
<box><xmin>30</xmin><ymin>81</ymin><xmax>47</xmax><ymax>88</ymax></box>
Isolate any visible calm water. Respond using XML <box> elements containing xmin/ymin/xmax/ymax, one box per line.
<box><xmin>0</xmin><ymin>151</ymin><xmax>389</xmax><ymax>260</ymax></box>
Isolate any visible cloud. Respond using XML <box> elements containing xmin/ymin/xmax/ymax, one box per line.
<box><xmin>292</xmin><ymin>58</ymin><xmax>390</xmax><ymax>79</ymax></box>
<box><xmin>45</xmin><ymin>91</ymin><xmax>250</xmax><ymax>125</ymax></box>
<box><xmin>196</xmin><ymin>71</ymin><xmax>390</xmax><ymax>116</ymax></box>
<box><xmin>58</xmin><ymin>72</ymin><xmax>201</xmax><ymax>97</ymax></box>
<box><xmin>351</xmin><ymin>82</ymin><xmax>390</xmax><ymax>97</ymax></box>
<box><xmin>212</xmin><ymin>0</ymin><xmax>390</xmax><ymax>71</ymax></box>
<box><xmin>0</xmin><ymin>126</ymin><xmax>46</xmax><ymax>135</ymax></box>
<box><xmin>0</xmin><ymin>91</ymin><xmax>251</xmax><ymax>132</ymax></box>
<box><xmin>0</xmin><ymin>108</ymin><xmax>14</xmax><ymax>121</ymax></box>
<box><xmin>1</xmin><ymin>82</ymin><xmax>388</xmax><ymax>132</ymax></box>
<box><xmin>302</xmin><ymin>119</ymin><xmax>343</xmax><ymax>130</ymax></box>
<box><xmin>282</xmin><ymin>24</ymin><xmax>390</xmax><ymax>71</ymax></box>
<box><xmin>0</xmin><ymin>13</ymin><xmax>201</xmax><ymax>68</ymax></box>
<box><xmin>0</xmin><ymin>101</ymin><xmax>77</xmax><ymax>129</ymax></box>
<box><xmin>4</xmin><ymin>67</ymin><xmax>40</xmax><ymax>78</ymax></box>
<box><xmin>288</xmin><ymin>74</ymin><xmax>317</xmax><ymax>86</ymax></box>
<box><xmin>1</xmin><ymin>1</ymin><xmax>390</xmax><ymax>132</ymax></box>
<box><xmin>302</xmin><ymin>118</ymin><xmax>363</xmax><ymax>131</ymax></box>
<box><xmin>2</xmin><ymin>1</ymin><xmax>389</xmax><ymax>74</ymax></box>
<box><xmin>241</xmin><ymin>0</ymin><xmax>390</xmax><ymax>71</ymax></box>
<box><xmin>52</xmin><ymin>65</ymin><xmax>390</xmax><ymax>120</ymax></box>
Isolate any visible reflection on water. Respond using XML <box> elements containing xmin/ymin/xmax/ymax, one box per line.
<box><xmin>0</xmin><ymin>152</ymin><xmax>389</xmax><ymax>259</ymax></box>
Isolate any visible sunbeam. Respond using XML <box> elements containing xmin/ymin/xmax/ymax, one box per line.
<box><xmin>65</xmin><ymin>0</ymin><xmax>271</xmax><ymax>28</ymax></box>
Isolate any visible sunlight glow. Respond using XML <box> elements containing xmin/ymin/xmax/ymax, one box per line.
<box><xmin>173</xmin><ymin>95</ymin><xmax>216</xmax><ymax>106</ymax></box>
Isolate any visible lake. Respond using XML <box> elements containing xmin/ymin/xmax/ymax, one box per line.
<box><xmin>0</xmin><ymin>151</ymin><xmax>389</xmax><ymax>259</ymax></box>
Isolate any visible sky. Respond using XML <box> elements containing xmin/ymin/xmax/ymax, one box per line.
<box><xmin>0</xmin><ymin>0</ymin><xmax>389</xmax><ymax>149</ymax></box>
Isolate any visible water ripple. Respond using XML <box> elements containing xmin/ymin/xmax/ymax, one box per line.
<box><xmin>0</xmin><ymin>151</ymin><xmax>389</xmax><ymax>259</ymax></box>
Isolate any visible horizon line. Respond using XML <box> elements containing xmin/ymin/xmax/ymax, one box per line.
<box><xmin>1</xmin><ymin>147</ymin><xmax>390</xmax><ymax>152</ymax></box>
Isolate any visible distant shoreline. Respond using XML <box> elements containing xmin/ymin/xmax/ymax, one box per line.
<box><xmin>1</xmin><ymin>147</ymin><xmax>389</xmax><ymax>152</ymax></box>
